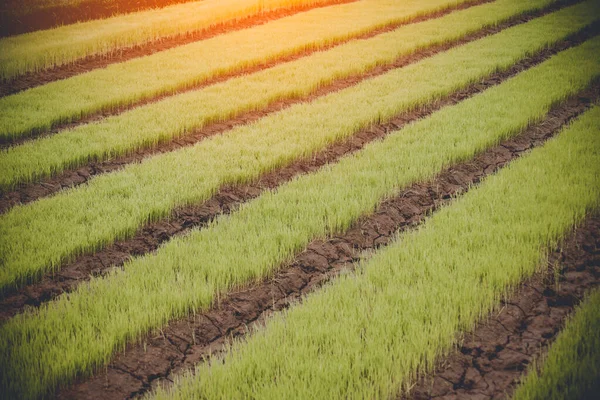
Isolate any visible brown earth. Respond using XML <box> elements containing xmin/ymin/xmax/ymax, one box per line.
<box><xmin>0</xmin><ymin>0</ymin><xmax>488</xmax><ymax>98</ymax></box>
<box><xmin>403</xmin><ymin>215</ymin><xmax>600</xmax><ymax>400</ymax></box>
<box><xmin>53</xmin><ymin>88</ymin><xmax>599</xmax><ymax>399</ymax></box>
<box><xmin>2</xmin><ymin>13</ymin><xmax>595</xmax><ymax>216</ymax></box>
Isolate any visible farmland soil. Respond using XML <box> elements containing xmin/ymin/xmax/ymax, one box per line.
<box><xmin>402</xmin><ymin>215</ymin><xmax>600</xmax><ymax>400</ymax></box>
<box><xmin>0</xmin><ymin>0</ymin><xmax>487</xmax><ymax>98</ymax></box>
<box><xmin>52</xmin><ymin>88</ymin><xmax>600</xmax><ymax>399</ymax></box>
<box><xmin>1</xmin><ymin>15</ymin><xmax>596</xmax><ymax>213</ymax></box>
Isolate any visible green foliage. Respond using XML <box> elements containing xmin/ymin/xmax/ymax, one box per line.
<box><xmin>513</xmin><ymin>290</ymin><xmax>600</xmax><ymax>400</ymax></box>
<box><xmin>151</xmin><ymin>105</ymin><xmax>600</xmax><ymax>400</ymax></box>
<box><xmin>2</xmin><ymin>37</ymin><xmax>599</xmax><ymax>399</ymax></box>
<box><xmin>0</xmin><ymin>0</ymin><xmax>474</xmax><ymax>140</ymax></box>
<box><xmin>2</xmin><ymin>0</ymin><xmax>591</xmax><ymax>190</ymax></box>
<box><xmin>2</xmin><ymin>13</ymin><xmax>598</xmax><ymax>293</ymax></box>
<box><xmin>0</xmin><ymin>0</ymin><xmax>350</xmax><ymax>79</ymax></box>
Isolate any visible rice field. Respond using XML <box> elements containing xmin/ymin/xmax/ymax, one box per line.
<box><xmin>0</xmin><ymin>0</ymin><xmax>599</xmax><ymax>399</ymax></box>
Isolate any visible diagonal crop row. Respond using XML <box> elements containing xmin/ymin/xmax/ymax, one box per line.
<box><xmin>1</xmin><ymin>39</ymin><xmax>598</xmax><ymax>399</ymax></box>
<box><xmin>0</xmin><ymin>0</ymin><xmax>356</xmax><ymax>81</ymax></box>
<box><xmin>149</xmin><ymin>105</ymin><xmax>600</xmax><ymax>400</ymax></box>
<box><xmin>55</xmin><ymin>87</ymin><xmax>599</xmax><ymax>400</ymax></box>
<box><xmin>0</xmin><ymin>1</ymin><xmax>363</xmax><ymax>98</ymax></box>
<box><xmin>0</xmin><ymin>0</ymin><xmax>518</xmax><ymax>141</ymax></box>
<box><xmin>512</xmin><ymin>289</ymin><xmax>600</xmax><ymax>400</ymax></box>
<box><xmin>1</xmin><ymin>0</ymin><xmax>595</xmax><ymax>193</ymax></box>
<box><xmin>1</xmin><ymin>16</ymin><xmax>595</xmax><ymax>217</ymax></box>
<box><xmin>0</xmin><ymin>0</ymin><xmax>350</xmax><ymax>38</ymax></box>
<box><xmin>3</xmin><ymin>15</ymin><xmax>599</xmax><ymax>293</ymax></box>
<box><xmin>405</xmin><ymin>215</ymin><xmax>600</xmax><ymax>399</ymax></box>
<box><xmin>1</xmin><ymin>0</ymin><xmax>213</xmax><ymax>37</ymax></box>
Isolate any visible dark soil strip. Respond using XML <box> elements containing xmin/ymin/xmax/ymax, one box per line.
<box><xmin>403</xmin><ymin>214</ymin><xmax>600</xmax><ymax>400</ymax></box>
<box><xmin>0</xmin><ymin>24</ymin><xmax>597</xmax><ymax>321</ymax></box>
<box><xmin>53</xmin><ymin>88</ymin><xmax>600</xmax><ymax>400</ymax></box>
<box><xmin>1</xmin><ymin>8</ymin><xmax>593</xmax><ymax>213</ymax></box>
<box><xmin>0</xmin><ymin>0</ymin><xmax>359</xmax><ymax>96</ymax></box>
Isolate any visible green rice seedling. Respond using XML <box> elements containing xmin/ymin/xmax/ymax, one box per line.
<box><xmin>150</xmin><ymin>105</ymin><xmax>600</xmax><ymax>400</ymax></box>
<box><xmin>0</xmin><ymin>0</ymin><xmax>504</xmax><ymax>140</ymax></box>
<box><xmin>7</xmin><ymin>0</ymin><xmax>325</xmax><ymax>20</ymax></box>
<box><xmin>1</xmin><ymin>39</ymin><xmax>599</xmax><ymax>399</ymax></box>
<box><xmin>1</xmin><ymin>22</ymin><xmax>600</xmax><ymax>292</ymax></box>
<box><xmin>512</xmin><ymin>289</ymin><xmax>600</xmax><ymax>400</ymax></box>
<box><xmin>0</xmin><ymin>0</ymin><xmax>353</xmax><ymax>80</ymax></box>
<box><xmin>2</xmin><ymin>0</ymin><xmax>595</xmax><ymax>190</ymax></box>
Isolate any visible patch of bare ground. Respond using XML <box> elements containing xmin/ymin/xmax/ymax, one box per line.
<box><xmin>2</xmin><ymin>13</ymin><xmax>596</xmax><ymax>213</ymax></box>
<box><xmin>0</xmin><ymin>0</ymin><xmax>489</xmax><ymax>99</ymax></box>
<box><xmin>402</xmin><ymin>214</ymin><xmax>600</xmax><ymax>400</ymax></box>
<box><xmin>52</xmin><ymin>89</ymin><xmax>600</xmax><ymax>399</ymax></box>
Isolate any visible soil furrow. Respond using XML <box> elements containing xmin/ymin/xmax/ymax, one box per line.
<box><xmin>0</xmin><ymin>8</ymin><xmax>593</xmax><ymax>214</ymax></box>
<box><xmin>0</xmin><ymin>0</ymin><xmax>486</xmax><ymax>98</ymax></box>
<box><xmin>53</xmin><ymin>89</ymin><xmax>600</xmax><ymax>399</ymax></box>
<box><xmin>403</xmin><ymin>214</ymin><xmax>600</xmax><ymax>400</ymax></box>
<box><xmin>1</xmin><ymin>29</ymin><xmax>597</xmax><ymax>324</ymax></box>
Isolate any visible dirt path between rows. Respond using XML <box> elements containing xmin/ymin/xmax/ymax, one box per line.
<box><xmin>403</xmin><ymin>215</ymin><xmax>600</xmax><ymax>400</ymax></box>
<box><xmin>0</xmin><ymin>0</ymin><xmax>487</xmax><ymax>98</ymax></box>
<box><xmin>1</xmin><ymin>24</ymin><xmax>597</xmax><ymax>322</ymax></box>
<box><xmin>1</xmin><ymin>12</ymin><xmax>595</xmax><ymax>217</ymax></box>
<box><xmin>52</xmin><ymin>89</ymin><xmax>600</xmax><ymax>399</ymax></box>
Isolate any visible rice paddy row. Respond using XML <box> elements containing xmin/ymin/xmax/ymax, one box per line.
<box><xmin>1</xmin><ymin>37</ymin><xmax>598</xmax><ymax>398</ymax></box>
<box><xmin>0</xmin><ymin>0</ymin><xmax>352</xmax><ymax>80</ymax></box>
<box><xmin>148</xmin><ymin>104</ymin><xmax>600</xmax><ymax>399</ymax></box>
<box><xmin>1</xmin><ymin>0</ymin><xmax>595</xmax><ymax>192</ymax></box>
<box><xmin>0</xmin><ymin>0</ymin><xmax>506</xmax><ymax>141</ymax></box>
